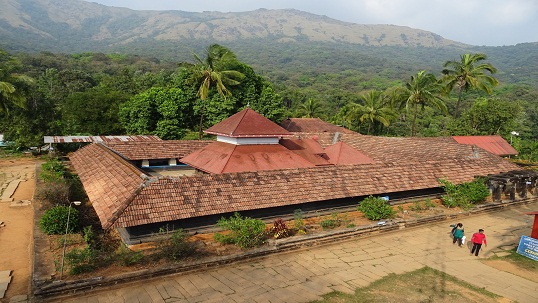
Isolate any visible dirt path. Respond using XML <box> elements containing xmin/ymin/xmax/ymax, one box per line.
<box><xmin>0</xmin><ymin>158</ymin><xmax>39</xmax><ymax>301</ymax></box>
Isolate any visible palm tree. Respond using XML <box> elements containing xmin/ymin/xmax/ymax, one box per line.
<box><xmin>346</xmin><ymin>90</ymin><xmax>394</xmax><ymax>135</ymax></box>
<box><xmin>297</xmin><ymin>98</ymin><xmax>324</xmax><ymax>118</ymax></box>
<box><xmin>442</xmin><ymin>53</ymin><xmax>498</xmax><ymax>116</ymax></box>
<box><xmin>189</xmin><ymin>44</ymin><xmax>245</xmax><ymax>139</ymax></box>
<box><xmin>393</xmin><ymin>71</ymin><xmax>447</xmax><ymax>136</ymax></box>
<box><xmin>0</xmin><ymin>50</ymin><xmax>33</xmax><ymax>115</ymax></box>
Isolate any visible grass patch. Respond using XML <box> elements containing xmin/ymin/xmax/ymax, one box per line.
<box><xmin>311</xmin><ymin>266</ymin><xmax>501</xmax><ymax>303</ymax></box>
<box><xmin>489</xmin><ymin>247</ymin><xmax>538</xmax><ymax>270</ymax></box>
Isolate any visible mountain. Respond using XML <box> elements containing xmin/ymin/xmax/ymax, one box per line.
<box><xmin>0</xmin><ymin>0</ymin><xmax>469</xmax><ymax>53</ymax></box>
<box><xmin>1</xmin><ymin>0</ymin><xmax>537</xmax><ymax>87</ymax></box>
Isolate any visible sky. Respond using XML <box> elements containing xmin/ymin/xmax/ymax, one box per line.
<box><xmin>86</xmin><ymin>0</ymin><xmax>538</xmax><ymax>46</ymax></box>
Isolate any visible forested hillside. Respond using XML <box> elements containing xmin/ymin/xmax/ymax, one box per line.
<box><xmin>0</xmin><ymin>0</ymin><xmax>537</xmax><ymax>161</ymax></box>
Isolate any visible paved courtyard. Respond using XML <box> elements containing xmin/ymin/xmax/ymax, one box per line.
<box><xmin>44</xmin><ymin>200</ymin><xmax>538</xmax><ymax>303</ymax></box>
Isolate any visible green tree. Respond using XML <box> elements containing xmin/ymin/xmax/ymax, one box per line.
<box><xmin>296</xmin><ymin>98</ymin><xmax>324</xmax><ymax>118</ymax></box>
<box><xmin>119</xmin><ymin>87</ymin><xmax>193</xmax><ymax>139</ymax></box>
<box><xmin>0</xmin><ymin>50</ymin><xmax>33</xmax><ymax>115</ymax></box>
<box><xmin>392</xmin><ymin>71</ymin><xmax>447</xmax><ymax>136</ymax></box>
<box><xmin>188</xmin><ymin>44</ymin><xmax>245</xmax><ymax>139</ymax></box>
<box><xmin>61</xmin><ymin>87</ymin><xmax>128</xmax><ymax>135</ymax></box>
<box><xmin>442</xmin><ymin>53</ymin><xmax>498</xmax><ymax>116</ymax></box>
<box><xmin>346</xmin><ymin>90</ymin><xmax>395</xmax><ymax>135</ymax></box>
<box><xmin>447</xmin><ymin>97</ymin><xmax>522</xmax><ymax>136</ymax></box>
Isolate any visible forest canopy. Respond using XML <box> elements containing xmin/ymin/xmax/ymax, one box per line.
<box><xmin>0</xmin><ymin>46</ymin><xmax>536</xmax><ymax>161</ymax></box>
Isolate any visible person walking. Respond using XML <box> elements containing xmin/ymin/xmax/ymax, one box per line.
<box><xmin>452</xmin><ymin>223</ymin><xmax>465</xmax><ymax>247</ymax></box>
<box><xmin>470</xmin><ymin>229</ymin><xmax>487</xmax><ymax>256</ymax></box>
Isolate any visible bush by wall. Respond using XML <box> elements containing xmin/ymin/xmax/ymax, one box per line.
<box><xmin>214</xmin><ymin>212</ymin><xmax>267</xmax><ymax>248</ymax></box>
<box><xmin>439</xmin><ymin>178</ymin><xmax>489</xmax><ymax>209</ymax></box>
<box><xmin>357</xmin><ymin>196</ymin><xmax>396</xmax><ymax>221</ymax></box>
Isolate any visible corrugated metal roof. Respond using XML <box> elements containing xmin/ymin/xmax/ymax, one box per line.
<box><xmin>43</xmin><ymin>135</ymin><xmax>162</xmax><ymax>144</ymax></box>
<box><xmin>205</xmin><ymin>108</ymin><xmax>292</xmax><ymax>138</ymax></box>
<box><xmin>451</xmin><ymin>135</ymin><xmax>518</xmax><ymax>156</ymax></box>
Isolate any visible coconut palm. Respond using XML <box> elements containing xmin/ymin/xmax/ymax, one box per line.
<box><xmin>297</xmin><ymin>98</ymin><xmax>324</xmax><ymax>118</ymax></box>
<box><xmin>0</xmin><ymin>50</ymin><xmax>33</xmax><ymax>115</ymax></box>
<box><xmin>442</xmin><ymin>53</ymin><xmax>498</xmax><ymax>116</ymax></box>
<box><xmin>189</xmin><ymin>44</ymin><xmax>245</xmax><ymax>138</ymax></box>
<box><xmin>393</xmin><ymin>71</ymin><xmax>447</xmax><ymax>136</ymax></box>
<box><xmin>346</xmin><ymin>90</ymin><xmax>395</xmax><ymax>135</ymax></box>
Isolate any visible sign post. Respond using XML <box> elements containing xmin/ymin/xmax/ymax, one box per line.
<box><xmin>516</xmin><ymin>235</ymin><xmax>538</xmax><ymax>261</ymax></box>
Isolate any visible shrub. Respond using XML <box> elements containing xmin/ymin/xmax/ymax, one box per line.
<box><xmin>269</xmin><ymin>218</ymin><xmax>290</xmax><ymax>239</ymax></box>
<box><xmin>293</xmin><ymin>209</ymin><xmax>306</xmax><ymax>234</ymax></box>
<box><xmin>439</xmin><ymin>178</ymin><xmax>489</xmax><ymax>209</ymax></box>
<box><xmin>214</xmin><ymin>213</ymin><xmax>266</xmax><ymax>248</ymax></box>
<box><xmin>155</xmin><ymin>229</ymin><xmax>196</xmax><ymax>261</ymax></box>
<box><xmin>424</xmin><ymin>198</ymin><xmax>436</xmax><ymax>209</ymax></box>
<box><xmin>319</xmin><ymin>213</ymin><xmax>341</xmax><ymax>230</ymax></box>
<box><xmin>65</xmin><ymin>246</ymin><xmax>98</xmax><ymax>274</ymax></box>
<box><xmin>357</xmin><ymin>196</ymin><xmax>396</xmax><ymax>221</ymax></box>
<box><xmin>116</xmin><ymin>244</ymin><xmax>144</xmax><ymax>266</ymax></box>
<box><xmin>40</xmin><ymin>158</ymin><xmax>67</xmax><ymax>183</ymax></box>
<box><xmin>35</xmin><ymin>181</ymin><xmax>70</xmax><ymax>205</ymax></box>
<box><xmin>39</xmin><ymin>205</ymin><xmax>79</xmax><ymax>235</ymax></box>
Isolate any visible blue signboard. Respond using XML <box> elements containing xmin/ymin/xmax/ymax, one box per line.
<box><xmin>516</xmin><ymin>235</ymin><xmax>538</xmax><ymax>261</ymax></box>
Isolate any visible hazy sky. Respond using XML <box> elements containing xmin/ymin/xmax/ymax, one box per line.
<box><xmin>86</xmin><ymin>0</ymin><xmax>538</xmax><ymax>46</ymax></box>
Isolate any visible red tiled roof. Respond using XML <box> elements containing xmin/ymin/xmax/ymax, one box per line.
<box><xmin>180</xmin><ymin>141</ymin><xmax>315</xmax><ymax>174</ymax></box>
<box><xmin>279</xmin><ymin>138</ymin><xmax>332</xmax><ymax>166</ymax></box>
<box><xmin>104</xmin><ymin>140</ymin><xmax>212</xmax><ymax>160</ymax></box>
<box><xmin>324</xmin><ymin>141</ymin><xmax>375</xmax><ymax>165</ymax></box>
<box><xmin>205</xmin><ymin>108</ymin><xmax>292</xmax><ymax>138</ymax></box>
<box><xmin>280</xmin><ymin>118</ymin><xmax>356</xmax><ymax>134</ymax></box>
<box><xmin>451</xmin><ymin>136</ymin><xmax>518</xmax><ymax>156</ymax></box>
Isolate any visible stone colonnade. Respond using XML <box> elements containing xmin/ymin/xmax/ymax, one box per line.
<box><xmin>487</xmin><ymin>170</ymin><xmax>538</xmax><ymax>202</ymax></box>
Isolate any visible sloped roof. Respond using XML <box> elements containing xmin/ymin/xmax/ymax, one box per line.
<box><xmin>180</xmin><ymin>141</ymin><xmax>314</xmax><ymax>174</ymax></box>
<box><xmin>44</xmin><ymin>135</ymin><xmax>161</xmax><ymax>144</ymax></box>
<box><xmin>324</xmin><ymin>141</ymin><xmax>375</xmax><ymax>165</ymax></box>
<box><xmin>112</xmin><ymin>154</ymin><xmax>516</xmax><ymax>229</ymax></box>
<box><xmin>70</xmin><ymin>144</ymin><xmax>149</xmax><ymax>229</ymax></box>
<box><xmin>451</xmin><ymin>135</ymin><xmax>518</xmax><ymax>156</ymax></box>
<box><xmin>104</xmin><ymin>140</ymin><xmax>212</xmax><ymax>160</ymax></box>
<box><xmin>279</xmin><ymin>138</ymin><xmax>332</xmax><ymax>166</ymax></box>
<box><xmin>205</xmin><ymin>108</ymin><xmax>292</xmax><ymax>138</ymax></box>
<box><xmin>70</xmin><ymin>133</ymin><xmax>521</xmax><ymax>229</ymax></box>
<box><xmin>280</xmin><ymin>118</ymin><xmax>355</xmax><ymax>134</ymax></box>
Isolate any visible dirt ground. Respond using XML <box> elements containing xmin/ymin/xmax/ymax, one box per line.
<box><xmin>0</xmin><ymin>157</ymin><xmax>39</xmax><ymax>301</ymax></box>
<box><xmin>0</xmin><ymin>156</ymin><xmax>536</xmax><ymax>302</ymax></box>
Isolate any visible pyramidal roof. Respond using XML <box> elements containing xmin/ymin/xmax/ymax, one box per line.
<box><xmin>204</xmin><ymin>108</ymin><xmax>292</xmax><ymax>138</ymax></box>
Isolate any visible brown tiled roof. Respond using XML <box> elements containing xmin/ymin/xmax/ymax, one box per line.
<box><xmin>205</xmin><ymin>108</ymin><xmax>292</xmax><ymax>137</ymax></box>
<box><xmin>280</xmin><ymin>118</ymin><xmax>356</xmax><ymax>134</ymax></box>
<box><xmin>112</xmin><ymin>153</ymin><xmax>518</xmax><ymax>228</ymax></box>
<box><xmin>71</xmin><ymin>136</ymin><xmax>520</xmax><ymax>229</ymax></box>
<box><xmin>180</xmin><ymin>141</ymin><xmax>315</xmax><ymax>174</ymax></box>
<box><xmin>70</xmin><ymin>144</ymin><xmax>148</xmax><ymax>229</ymax></box>
<box><xmin>104</xmin><ymin>140</ymin><xmax>211</xmax><ymax>160</ymax></box>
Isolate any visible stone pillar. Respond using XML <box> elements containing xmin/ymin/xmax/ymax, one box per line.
<box><xmin>520</xmin><ymin>181</ymin><xmax>527</xmax><ymax>199</ymax></box>
<box><xmin>492</xmin><ymin>183</ymin><xmax>502</xmax><ymax>202</ymax></box>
